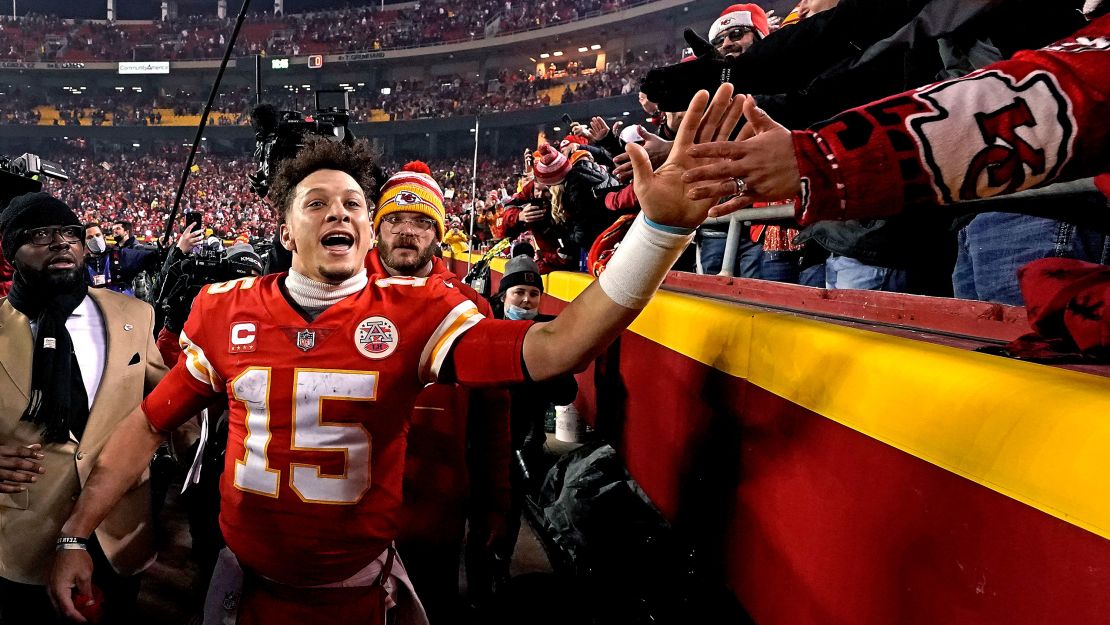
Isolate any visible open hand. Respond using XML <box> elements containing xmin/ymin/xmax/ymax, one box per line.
<box><xmin>612</xmin><ymin>128</ymin><xmax>673</xmax><ymax>183</ymax></box>
<box><xmin>588</xmin><ymin>116</ymin><xmax>610</xmax><ymax>142</ymax></box>
<box><xmin>682</xmin><ymin>98</ymin><xmax>801</xmax><ymax>218</ymax></box>
<box><xmin>628</xmin><ymin>83</ymin><xmax>747</xmax><ymax>229</ymax></box>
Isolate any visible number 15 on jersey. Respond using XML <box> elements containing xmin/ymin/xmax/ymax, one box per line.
<box><xmin>230</xmin><ymin>368</ymin><xmax>377</xmax><ymax>505</ymax></box>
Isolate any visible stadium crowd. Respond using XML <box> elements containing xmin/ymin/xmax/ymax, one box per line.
<box><xmin>0</xmin><ymin>52</ymin><xmax>661</xmax><ymax>126</ymax></box>
<box><xmin>32</xmin><ymin>150</ymin><xmax>524</xmax><ymax>244</ymax></box>
<box><xmin>0</xmin><ymin>0</ymin><xmax>636</xmax><ymax>62</ymax></box>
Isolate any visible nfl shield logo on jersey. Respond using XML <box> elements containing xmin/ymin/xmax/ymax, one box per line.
<box><xmin>296</xmin><ymin>329</ymin><xmax>316</xmax><ymax>352</ymax></box>
<box><xmin>355</xmin><ymin>316</ymin><xmax>399</xmax><ymax>359</ymax></box>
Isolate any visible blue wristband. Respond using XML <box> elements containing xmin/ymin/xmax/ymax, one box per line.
<box><xmin>643</xmin><ymin>215</ymin><xmax>695</xmax><ymax>236</ymax></box>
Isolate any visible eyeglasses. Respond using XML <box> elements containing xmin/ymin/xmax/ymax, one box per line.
<box><xmin>711</xmin><ymin>26</ymin><xmax>754</xmax><ymax>48</ymax></box>
<box><xmin>382</xmin><ymin>214</ymin><xmax>437</xmax><ymax>233</ymax></box>
<box><xmin>25</xmin><ymin>226</ymin><xmax>84</xmax><ymax>246</ymax></box>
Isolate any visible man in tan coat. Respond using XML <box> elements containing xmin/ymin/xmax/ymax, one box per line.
<box><xmin>0</xmin><ymin>192</ymin><xmax>166</xmax><ymax>623</ymax></box>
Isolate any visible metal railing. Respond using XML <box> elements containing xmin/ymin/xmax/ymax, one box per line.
<box><xmin>703</xmin><ymin>205</ymin><xmax>795</xmax><ymax>278</ymax></box>
<box><xmin>700</xmin><ymin>178</ymin><xmax>1107</xmax><ymax>278</ymax></box>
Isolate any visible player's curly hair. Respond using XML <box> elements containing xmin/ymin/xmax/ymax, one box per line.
<box><xmin>268</xmin><ymin>137</ymin><xmax>384</xmax><ymax>222</ymax></box>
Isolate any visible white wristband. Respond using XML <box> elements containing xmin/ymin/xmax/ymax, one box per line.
<box><xmin>598</xmin><ymin>213</ymin><xmax>694</xmax><ymax>309</ymax></box>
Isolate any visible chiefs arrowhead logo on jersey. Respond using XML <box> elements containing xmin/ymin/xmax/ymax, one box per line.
<box><xmin>355</xmin><ymin>316</ymin><xmax>398</xmax><ymax>360</ymax></box>
<box><xmin>907</xmin><ymin>70</ymin><xmax>1075</xmax><ymax>204</ymax></box>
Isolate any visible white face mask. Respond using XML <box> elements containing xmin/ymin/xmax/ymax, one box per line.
<box><xmin>505</xmin><ymin>304</ymin><xmax>538</xmax><ymax>321</ymax></box>
<box><xmin>87</xmin><ymin>235</ymin><xmax>107</xmax><ymax>255</ymax></box>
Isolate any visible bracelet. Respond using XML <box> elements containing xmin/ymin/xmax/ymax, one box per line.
<box><xmin>55</xmin><ymin>536</ymin><xmax>89</xmax><ymax>551</ymax></box>
<box><xmin>643</xmin><ymin>215</ymin><xmax>696</xmax><ymax>235</ymax></box>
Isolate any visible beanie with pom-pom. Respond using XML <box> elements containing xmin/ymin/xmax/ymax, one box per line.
<box><xmin>375</xmin><ymin>161</ymin><xmax>446</xmax><ymax>238</ymax></box>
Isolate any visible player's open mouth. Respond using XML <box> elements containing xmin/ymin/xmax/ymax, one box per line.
<box><xmin>320</xmin><ymin>231</ymin><xmax>355</xmax><ymax>253</ymax></box>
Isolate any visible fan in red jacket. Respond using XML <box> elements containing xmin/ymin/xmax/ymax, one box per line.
<box><xmin>501</xmin><ymin>175</ymin><xmax>577</xmax><ymax>274</ymax></box>
<box><xmin>682</xmin><ymin>12</ymin><xmax>1110</xmax><ymax>223</ymax></box>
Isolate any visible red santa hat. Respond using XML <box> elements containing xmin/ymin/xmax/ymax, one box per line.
<box><xmin>709</xmin><ymin>3</ymin><xmax>770</xmax><ymax>42</ymax></box>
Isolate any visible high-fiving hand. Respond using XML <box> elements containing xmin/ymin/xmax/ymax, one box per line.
<box><xmin>681</xmin><ymin>97</ymin><xmax>802</xmax><ymax>218</ymax></box>
<box><xmin>627</xmin><ymin>83</ymin><xmax>748</xmax><ymax>229</ymax></box>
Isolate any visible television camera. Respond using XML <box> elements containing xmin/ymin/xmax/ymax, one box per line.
<box><xmin>247</xmin><ymin>90</ymin><xmax>355</xmax><ymax>198</ymax></box>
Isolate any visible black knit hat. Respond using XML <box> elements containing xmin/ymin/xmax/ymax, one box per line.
<box><xmin>499</xmin><ymin>254</ymin><xmax>544</xmax><ymax>293</ymax></box>
<box><xmin>0</xmin><ymin>192</ymin><xmax>81</xmax><ymax>262</ymax></box>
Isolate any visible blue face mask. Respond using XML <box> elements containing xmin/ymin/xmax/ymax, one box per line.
<box><xmin>505</xmin><ymin>304</ymin><xmax>538</xmax><ymax>321</ymax></box>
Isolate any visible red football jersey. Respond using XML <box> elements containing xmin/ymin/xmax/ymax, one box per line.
<box><xmin>142</xmin><ymin>272</ymin><xmax>531</xmax><ymax>585</ymax></box>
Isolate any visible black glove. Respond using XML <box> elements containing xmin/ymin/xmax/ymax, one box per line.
<box><xmin>640</xmin><ymin>29</ymin><xmax>731</xmax><ymax>112</ymax></box>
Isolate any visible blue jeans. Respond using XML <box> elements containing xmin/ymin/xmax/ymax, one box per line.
<box><xmin>697</xmin><ymin>230</ymin><xmax>763</xmax><ymax>278</ymax></box>
<box><xmin>953</xmin><ymin>212</ymin><xmax>1110</xmax><ymax>306</ymax></box>
<box><xmin>825</xmin><ymin>254</ymin><xmax>908</xmax><ymax>291</ymax></box>
<box><xmin>761</xmin><ymin>250</ymin><xmax>826</xmax><ymax>287</ymax></box>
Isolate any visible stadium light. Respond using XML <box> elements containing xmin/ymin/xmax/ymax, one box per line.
<box><xmin>590</xmin><ymin>44</ymin><xmax>601</xmax><ymax>50</ymax></box>
<box><xmin>553</xmin><ymin>51</ymin><xmax>563</xmax><ymax>57</ymax></box>
<box><xmin>539</xmin><ymin>53</ymin><xmax>550</xmax><ymax>59</ymax></box>
<box><xmin>622</xmin><ymin>111</ymin><xmax>630</xmax><ymax>116</ymax></box>
<box><xmin>553</xmin><ymin>126</ymin><xmax>561</xmax><ymax>132</ymax></box>
<box><xmin>529</xmin><ymin>57</ymin><xmax>536</xmax><ymax>62</ymax></box>
<box><xmin>357</xmin><ymin>82</ymin><xmax>365</xmax><ymax>86</ymax></box>
<box><xmin>578</xmin><ymin>47</ymin><xmax>588</xmax><ymax>52</ymax></box>
<box><xmin>132</xmin><ymin>143</ymin><xmax>140</xmax><ymax>147</ymax></box>
<box><xmin>339</xmin><ymin>83</ymin><xmax>349</xmax><ymax>87</ymax></box>
<box><xmin>380</xmin><ymin>87</ymin><xmax>391</xmax><ymax>95</ymax></box>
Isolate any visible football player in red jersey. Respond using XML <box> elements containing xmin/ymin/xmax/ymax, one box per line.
<box><xmin>48</xmin><ymin>84</ymin><xmax>747</xmax><ymax>624</ymax></box>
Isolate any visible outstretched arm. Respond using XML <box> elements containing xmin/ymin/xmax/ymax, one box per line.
<box><xmin>521</xmin><ymin>83</ymin><xmax>745</xmax><ymax>381</ymax></box>
<box><xmin>681</xmin><ymin>13</ymin><xmax>1110</xmax><ymax>224</ymax></box>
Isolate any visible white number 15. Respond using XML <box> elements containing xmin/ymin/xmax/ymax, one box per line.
<box><xmin>229</xmin><ymin>368</ymin><xmax>376</xmax><ymax>505</ymax></box>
